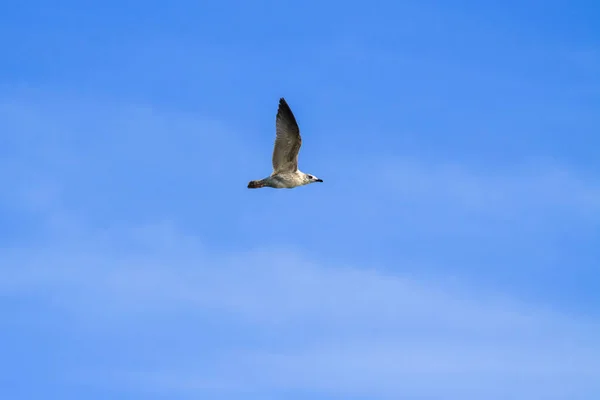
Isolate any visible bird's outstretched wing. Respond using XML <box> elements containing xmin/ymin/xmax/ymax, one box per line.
<box><xmin>272</xmin><ymin>98</ymin><xmax>302</xmax><ymax>173</ymax></box>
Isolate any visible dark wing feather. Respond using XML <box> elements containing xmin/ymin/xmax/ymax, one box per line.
<box><xmin>272</xmin><ymin>97</ymin><xmax>302</xmax><ymax>173</ymax></box>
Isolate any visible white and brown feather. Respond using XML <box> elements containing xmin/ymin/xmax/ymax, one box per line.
<box><xmin>272</xmin><ymin>98</ymin><xmax>302</xmax><ymax>174</ymax></box>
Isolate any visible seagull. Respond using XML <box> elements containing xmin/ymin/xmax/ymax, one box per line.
<box><xmin>247</xmin><ymin>97</ymin><xmax>323</xmax><ymax>189</ymax></box>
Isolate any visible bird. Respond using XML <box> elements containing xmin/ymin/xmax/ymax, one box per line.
<box><xmin>247</xmin><ymin>97</ymin><xmax>323</xmax><ymax>189</ymax></box>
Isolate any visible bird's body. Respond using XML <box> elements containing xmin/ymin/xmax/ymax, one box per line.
<box><xmin>248</xmin><ymin>170</ymin><xmax>314</xmax><ymax>189</ymax></box>
<box><xmin>248</xmin><ymin>98</ymin><xmax>323</xmax><ymax>189</ymax></box>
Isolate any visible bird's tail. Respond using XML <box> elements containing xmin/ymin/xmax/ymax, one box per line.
<box><xmin>247</xmin><ymin>179</ymin><xmax>266</xmax><ymax>189</ymax></box>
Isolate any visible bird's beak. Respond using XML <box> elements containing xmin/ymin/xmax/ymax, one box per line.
<box><xmin>316</xmin><ymin>179</ymin><xmax>323</xmax><ymax>182</ymax></box>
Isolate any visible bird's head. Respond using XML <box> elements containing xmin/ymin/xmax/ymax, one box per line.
<box><xmin>305</xmin><ymin>174</ymin><xmax>323</xmax><ymax>184</ymax></box>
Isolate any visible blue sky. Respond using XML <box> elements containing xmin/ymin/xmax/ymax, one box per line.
<box><xmin>1</xmin><ymin>1</ymin><xmax>599</xmax><ymax>399</ymax></box>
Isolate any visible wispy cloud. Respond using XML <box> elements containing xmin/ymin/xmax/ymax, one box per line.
<box><xmin>3</xmin><ymin>215</ymin><xmax>600</xmax><ymax>399</ymax></box>
<box><xmin>380</xmin><ymin>158</ymin><xmax>600</xmax><ymax>216</ymax></box>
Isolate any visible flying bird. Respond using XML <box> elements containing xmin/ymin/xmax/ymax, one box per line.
<box><xmin>247</xmin><ymin>97</ymin><xmax>323</xmax><ymax>189</ymax></box>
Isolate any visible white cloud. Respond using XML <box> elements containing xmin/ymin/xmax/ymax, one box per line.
<box><xmin>2</xmin><ymin>220</ymin><xmax>599</xmax><ymax>399</ymax></box>
<box><xmin>380</xmin><ymin>158</ymin><xmax>600</xmax><ymax>215</ymax></box>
